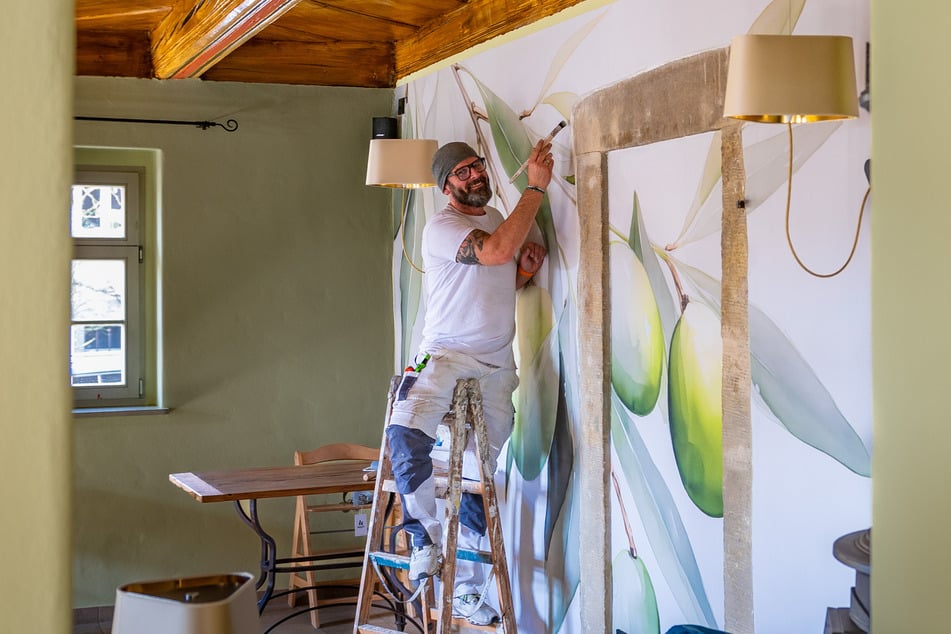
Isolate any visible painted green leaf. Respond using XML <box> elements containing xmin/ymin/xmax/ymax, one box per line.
<box><xmin>544</xmin><ymin>358</ymin><xmax>573</xmax><ymax>554</ymax></box>
<box><xmin>748</xmin><ymin>0</ymin><xmax>805</xmax><ymax>35</ymax></box>
<box><xmin>613</xmin><ymin>550</ymin><xmax>661</xmax><ymax>634</ymax></box>
<box><xmin>542</xmin><ymin>91</ymin><xmax>580</xmax><ymax>121</ymax></box>
<box><xmin>532</xmin><ymin>11</ymin><xmax>605</xmax><ymax>116</ymax></box>
<box><xmin>669</xmin><ymin>122</ymin><xmax>841</xmax><ymax>249</ymax></box>
<box><xmin>674</xmin><ymin>259</ymin><xmax>871</xmax><ymax>476</ymax></box>
<box><xmin>471</xmin><ymin>75</ymin><xmax>557</xmax><ymax>251</ymax></box>
<box><xmin>626</xmin><ymin>192</ymin><xmax>675</xmax><ymax>421</ymax></box>
<box><xmin>671</xmin><ymin>130</ymin><xmax>723</xmax><ymax>248</ymax></box>
<box><xmin>504</xmin><ymin>440</ymin><xmax>513</xmax><ymax>497</ymax></box>
<box><xmin>627</xmin><ymin>192</ymin><xmax>643</xmax><ymax>260</ymax></box>
<box><xmin>743</xmin><ymin>121</ymin><xmax>841</xmax><ymax>214</ymax></box>
<box><xmin>611</xmin><ymin>399</ymin><xmax>718</xmax><ymax>628</ymax></box>
<box><xmin>630</xmin><ymin>192</ymin><xmax>678</xmax><ymax>347</ymax></box>
<box><xmin>546</xmin><ymin>454</ymin><xmax>580</xmax><ymax>633</ymax></box>
<box><xmin>511</xmin><ymin>285</ymin><xmax>558</xmax><ymax>481</ymax></box>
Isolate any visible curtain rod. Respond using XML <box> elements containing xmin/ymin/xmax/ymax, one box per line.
<box><xmin>75</xmin><ymin>116</ymin><xmax>238</xmax><ymax>132</ymax></box>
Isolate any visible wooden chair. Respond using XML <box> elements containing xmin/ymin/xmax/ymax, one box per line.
<box><xmin>286</xmin><ymin>443</ymin><xmax>379</xmax><ymax>628</ymax></box>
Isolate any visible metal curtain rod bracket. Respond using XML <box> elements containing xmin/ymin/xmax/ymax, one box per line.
<box><xmin>75</xmin><ymin>116</ymin><xmax>238</xmax><ymax>132</ymax></box>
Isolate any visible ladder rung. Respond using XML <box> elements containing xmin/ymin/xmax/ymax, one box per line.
<box><xmin>382</xmin><ymin>476</ymin><xmax>484</xmax><ymax>496</ymax></box>
<box><xmin>356</xmin><ymin>626</ymin><xmax>410</xmax><ymax>634</ymax></box>
<box><xmin>368</xmin><ymin>548</ymin><xmax>493</xmax><ymax>568</ymax></box>
<box><xmin>427</xmin><ymin>608</ymin><xmax>504</xmax><ymax>632</ymax></box>
<box><xmin>455</xmin><ymin>548</ymin><xmax>493</xmax><ymax>564</ymax></box>
<box><xmin>368</xmin><ymin>551</ymin><xmax>409</xmax><ymax>569</ymax></box>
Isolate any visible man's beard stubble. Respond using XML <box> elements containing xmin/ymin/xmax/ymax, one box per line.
<box><xmin>448</xmin><ymin>173</ymin><xmax>492</xmax><ymax>208</ymax></box>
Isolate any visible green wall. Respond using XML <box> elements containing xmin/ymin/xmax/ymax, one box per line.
<box><xmin>870</xmin><ymin>1</ymin><xmax>951</xmax><ymax>630</ymax></box>
<box><xmin>0</xmin><ymin>1</ymin><xmax>73</xmax><ymax>632</ymax></box>
<box><xmin>71</xmin><ymin>77</ymin><xmax>396</xmax><ymax>606</ymax></box>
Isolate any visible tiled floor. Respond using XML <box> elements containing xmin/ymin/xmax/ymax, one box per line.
<box><xmin>74</xmin><ymin>593</ymin><xmax>406</xmax><ymax>634</ymax></box>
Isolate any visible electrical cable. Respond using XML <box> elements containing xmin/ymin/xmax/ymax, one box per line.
<box><xmin>783</xmin><ymin>122</ymin><xmax>871</xmax><ymax>278</ymax></box>
<box><xmin>399</xmin><ymin>188</ymin><xmax>426</xmax><ymax>274</ymax></box>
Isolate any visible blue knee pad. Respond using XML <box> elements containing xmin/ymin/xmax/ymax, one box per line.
<box><xmin>386</xmin><ymin>425</ymin><xmax>436</xmax><ymax>493</ymax></box>
<box><xmin>460</xmin><ymin>492</ymin><xmax>487</xmax><ymax>536</ymax></box>
<box><xmin>386</xmin><ymin>425</ymin><xmax>437</xmax><ymax>546</ymax></box>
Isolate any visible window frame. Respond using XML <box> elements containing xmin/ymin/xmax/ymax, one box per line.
<box><xmin>71</xmin><ymin>166</ymin><xmax>148</xmax><ymax>407</ymax></box>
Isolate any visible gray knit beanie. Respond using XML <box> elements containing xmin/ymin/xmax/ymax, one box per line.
<box><xmin>432</xmin><ymin>142</ymin><xmax>479</xmax><ymax>189</ymax></box>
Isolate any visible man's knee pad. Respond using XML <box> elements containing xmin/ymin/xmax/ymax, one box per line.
<box><xmin>459</xmin><ymin>492</ymin><xmax>487</xmax><ymax>536</ymax></box>
<box><xmin>385</xmin><ymin>424</ymin><xmax>436</xmax><ymax>493</ymax></box>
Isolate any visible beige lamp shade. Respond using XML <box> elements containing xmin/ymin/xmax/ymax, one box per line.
<box><xmin>366</xmin><ymin>138</ymin><xmax>438</xmax><ymax>188</ymax></box>
<box><xmin>111</xmin><ymin>572</ymin><xmax>259</xmax><ymax>634</ymax></box>
<box><xmin>723</xmin><ymin>34</ymin><xmax>859</xmax><ymax>123</ymax></box>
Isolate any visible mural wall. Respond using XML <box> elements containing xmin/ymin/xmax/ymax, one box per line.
<box><xmin>393</xmin><ymin>1</ymin><xmax>871</xmax><ymax>632</ymax></box>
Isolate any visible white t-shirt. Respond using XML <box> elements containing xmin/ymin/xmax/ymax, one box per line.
<box><xmin>420</xmin><ymin>205</ymin><xmax>517</xmax><ymax>368</ymax></box>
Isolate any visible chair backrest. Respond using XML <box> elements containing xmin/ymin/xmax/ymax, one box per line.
<box><xmin>294</xmin><ymin>442</ymin><xmax>378</xmax><ymax>467</ymax></box>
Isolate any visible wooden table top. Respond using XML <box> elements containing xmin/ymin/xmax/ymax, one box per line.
<box><xmin>169</xmin><ymin>460</ymin><xmax>376</xmax><ymax>503</ymax></box>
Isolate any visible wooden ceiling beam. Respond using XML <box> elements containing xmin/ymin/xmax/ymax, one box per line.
<box><xmin>151</xmin><ymin>0</ymin><xmax>306</xmax><ymax>79</ymax></box>
<box><xmin>202</xmin><ymin>39</ymin><xmax>395</xmax><ymax>87</ymax></box>
<box><xmin>394</xmin><ymin>0</ymin><xmax>590</xmax><ymax>80</ymax></box>
<box><xmin>76</xmin><ymin>30</ymin><xmax>153</xmax><ymax>78</ymax></box>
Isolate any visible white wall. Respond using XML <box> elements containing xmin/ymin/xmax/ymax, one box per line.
<box><xmin>397</xmin><ymin>1</ymin><xmax>871</xmax><ymax>632</ymax></box>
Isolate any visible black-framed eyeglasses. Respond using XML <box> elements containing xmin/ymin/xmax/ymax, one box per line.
<box><xmin>450</xmin><ymin>157</ymin><xmax>487</xmax><ymax>181</ymax></box>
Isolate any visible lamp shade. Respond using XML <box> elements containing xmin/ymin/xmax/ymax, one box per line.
<box><xmin>366</xmin><ymin>138</ymin><xmax>438</xmax><ymax>188</ymax></box>
<box><xmin>723</xmin><ymin>35</ymin><xmax>859</xmax><ymax>123</ymax></box>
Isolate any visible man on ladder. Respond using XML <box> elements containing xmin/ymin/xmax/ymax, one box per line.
<box><xmin>385</xmin><ymin>137</ymin><xmax>554</xmax><ymax>626</ymax></box>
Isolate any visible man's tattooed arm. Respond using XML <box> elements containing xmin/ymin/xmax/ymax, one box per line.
<box><xmin>456</xmin><ymin>229</ymin><xmax>490</xmax><ymax>264</ymax></box>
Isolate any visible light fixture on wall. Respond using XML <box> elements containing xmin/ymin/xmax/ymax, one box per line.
<box><xmin>723</xmin><ymin>34</ymin><xmax>870</xmax><ymax>278</ymax></box>
<box><xmin>365</xmin><ymin>117</ymin><xmax>437</xmax><ymax>273</ymax></box>
<box><xmin>365</xmin><ymin>138</ymin><xmax>438</xmax><ymax>189</ymax></box>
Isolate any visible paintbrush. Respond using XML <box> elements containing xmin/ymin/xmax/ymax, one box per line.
<box><xmin>508</xmin><ymin>120</ymin><xmax>567</xmax><ymax>183</ymax></box>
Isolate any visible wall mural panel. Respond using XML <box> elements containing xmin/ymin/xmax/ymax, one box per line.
<box><xmin>394</xmin><ymin>1</ymin><xmax>871</xmax><ymax>632</ymax></box>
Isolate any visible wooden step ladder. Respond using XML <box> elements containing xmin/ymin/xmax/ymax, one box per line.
<box><xmin>354</xmin><ymin>377</ymin><xmax>516</xmax><ymax>633</ymax></box>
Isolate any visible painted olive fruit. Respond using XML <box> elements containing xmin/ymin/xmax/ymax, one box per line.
<box><xmin>668</xmin><ymin>300</ymin><xmax>723</xmax><ymax>518</ymax></box>
<box><xmin>612</xmin><ymin>550</ymin><xmax>660</xmax><ymax>634</ymax></box>
<box><xmin>610</xmin><ymin>242</ymin><xmax>665</xmax><ymax>416</ymax></box>
<box><xmin>512</xmin><ymin>284</ymin><xmax>557</xmax><ymax>481</ymax></box>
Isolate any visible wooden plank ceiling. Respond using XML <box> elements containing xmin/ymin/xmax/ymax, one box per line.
<box><xmin>76</xmin><ymin>0</ymin><xmax>590</xmax><ymax>88</ymax></box>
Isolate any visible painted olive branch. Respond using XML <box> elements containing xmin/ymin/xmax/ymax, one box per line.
<box><xmin>653</xmin><ymin>245</ymin><xmax>688</xmax><ymax>313</ymax></box>
<box><xmin>611</xmin><ymin>468</ymin><xmax>638</xmax><ymax>558</ymax></box>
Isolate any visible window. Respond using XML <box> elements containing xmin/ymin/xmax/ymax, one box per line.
<box><xmin>70</xmin><ymin>166</ymin><xmax>149</xmax><ymax>407</ymax></box>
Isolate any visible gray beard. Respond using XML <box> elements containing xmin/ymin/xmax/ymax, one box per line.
<box><xmin>449</xmin><ymin>176</ymin><xmax>491</xmax><ymax>207</ymax></box>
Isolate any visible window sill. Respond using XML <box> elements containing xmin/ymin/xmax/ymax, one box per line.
<box><xmin>73</xmin><ymin>406</ymin><xmax>171</xmax><ymax>418</ymax></box>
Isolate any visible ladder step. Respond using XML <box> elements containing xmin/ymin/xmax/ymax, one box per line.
<box><xmin>368</xmin><ymin>548</ymin><xmax>493</xmax><ymax>569</ymax></box>
<box><xmin>455</xmin><ymin>548</ymin><xmax>493</xmax><ymax>564</ymax></box>
<box><xmin>368</xmin><ymin>551</ymin><xmax>409</xmax><ymax>569</ymax></box>
<box><xmin>427</xmin><ymin>608</ymin><xmax>505</xmax><ymax>632</ymax></box>
<box><xmin>356</xmin><ymin>626</ymin><xmax>410</xmax><ymax>634</ymax></box>
<box><xmin>382</xmin><ymin>476</ymin><xmax>484</xmax><ymax>496</ymax></box>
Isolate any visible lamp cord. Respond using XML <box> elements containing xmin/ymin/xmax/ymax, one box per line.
<box><xmin>399</xmin><ymin>188</ymin><xmax>425</xmax><ymax>274</ymax></box>
<box><xmin>784</xmin><ymin>122</ymin><xmax>871</xmax><ymax>278</ymax></box>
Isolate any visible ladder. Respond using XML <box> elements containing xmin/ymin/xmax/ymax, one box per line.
<box><xmin>354</xmin><ymin>377</ymin><xmax>516</xmax><ymax>633</ymax></box>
